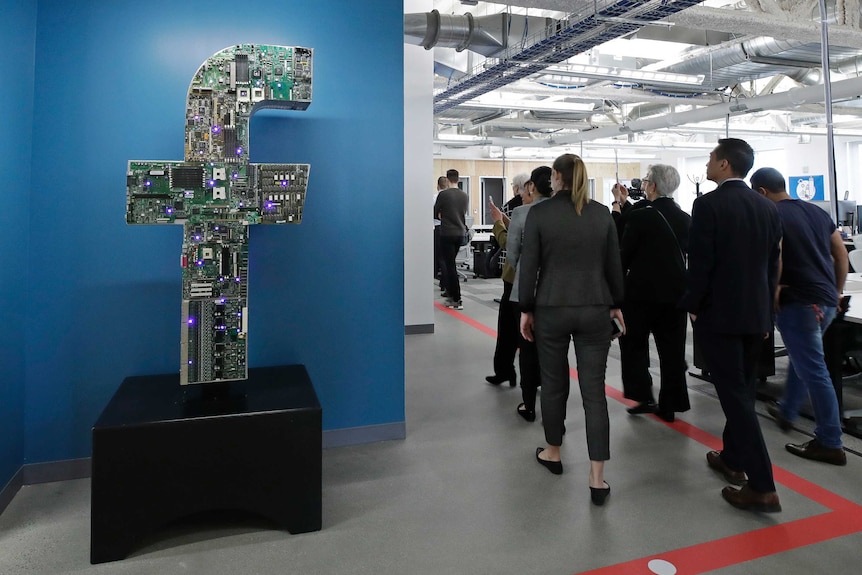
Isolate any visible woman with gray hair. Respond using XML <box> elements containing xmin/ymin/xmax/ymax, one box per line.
<box><xmin>619</xmin><ymin>164</ymin><xmax>692</xmax><ymax>422</ymax></box>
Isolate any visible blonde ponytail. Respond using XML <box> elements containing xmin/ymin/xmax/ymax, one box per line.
<box><xmin>552</xmin><ymin>154</ymin><xmax>590</xmax><ymax>214</ymax></box>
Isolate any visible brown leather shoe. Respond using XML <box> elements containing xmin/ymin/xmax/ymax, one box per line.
<box><xmin>786</xmin><ymin>439</ymin><xmax>847</xmax><ymax>466</ymax></box>
<box><xmin>721</xmin><ymin>484</ymin><xmax>781</xmax><ymax>513</ymax></box>
<box><xmin>706</xmin><ymin>450</ymin><xmax>747</xmax><ymax>486</ymax></box>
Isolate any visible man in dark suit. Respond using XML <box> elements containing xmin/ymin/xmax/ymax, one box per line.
<box><xmin>619</xmin><ymin>164</ymin><xmax>691</xmax><ymax>422</ymax></box>
<box><xmin>680</xmin><ymin>138</ymin><xmax>783</xmax><ymax>512</ymax></box>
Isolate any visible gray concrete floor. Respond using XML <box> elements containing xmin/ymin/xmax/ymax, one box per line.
<box><xmin>2</xmin><ymin>277</ymin><xmax>862</xmax><ymax>574</ymax></box>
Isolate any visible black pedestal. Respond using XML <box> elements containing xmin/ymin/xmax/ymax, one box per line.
<box><xmin>91</xmin><ymin>365</ymin><xmax>321</xmax><ymax>564</ymax></box>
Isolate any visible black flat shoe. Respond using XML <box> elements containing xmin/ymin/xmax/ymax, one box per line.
<box><xmin>590</xmin><ymin>482</ymin><xmax>610</xmax><ymax>506</ymax></box>
<box><xmin>517</xmin><ymin>403</ymin><xmax>536</xmax><ymax>422</ymax></box>
<box><xmin>627</xmin><ymin>401</ymin><xmax>656</xmax><ymax>415</ymax></box>
<box><xmin>486</xmin><ymin>374</ymin><xmax>517</xmax><ymax>387</ymax></box>
<box><xmin>535</xmin><ymin>448</ymin><xmax>562</xmax><ymax>475</ymax></box>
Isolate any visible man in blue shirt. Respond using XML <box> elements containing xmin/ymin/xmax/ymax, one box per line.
<box><xmin>751</xmin><ymin>167</ymin><xmax>849</xmax><ymax>466</ymax></box>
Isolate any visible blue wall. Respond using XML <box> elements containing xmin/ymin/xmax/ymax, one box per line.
<box><xmin>24</xmin><ymin>0</ymin><xmax>405</xmax><ymax>464</ymax></box>
<box><xmin>0</xmin><ymin>0</ymin><xmax>36</xmax><ymax>490</ymax></box>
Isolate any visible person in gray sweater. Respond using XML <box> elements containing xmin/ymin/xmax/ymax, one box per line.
<box><xmin>434</xmin><ymin>169</ymin><xmax>469</xmax><ymax>309</ymax></box>
<box><xmin>506</xmin><ymin>165</ymin><xmax>552</xmax><ymax>421</ymax></box>
<box><xmin>519</xmin><ymin>154</ymin><xmax>625</xmax><ymax>506</ymax></box>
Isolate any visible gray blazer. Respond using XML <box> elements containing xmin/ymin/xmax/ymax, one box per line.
<box><xmin>518</xmin><ymin>193</ymin><xmax>624</xmax><ymax>312</ymax></box>
<box><xmin>506</xmin><ymin>196</ymin><xmax>548</xmax><ymax>303</ymax></box>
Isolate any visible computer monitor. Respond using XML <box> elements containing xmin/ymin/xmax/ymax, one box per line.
<box><xmin>809</xmin><ymin>201</ymin><xmax>831</xmax><ymax>215</ymax></box>
<box><xmin>837</xmin><ymin>199</ymin><xmax>856</xmax><ymax>229</ymax></box>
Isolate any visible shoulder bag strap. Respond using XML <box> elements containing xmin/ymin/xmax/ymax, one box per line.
<box><xmin>647</xmin><ymin>205</ymin><xmax>686</xmax><ymax>270</ymax></box>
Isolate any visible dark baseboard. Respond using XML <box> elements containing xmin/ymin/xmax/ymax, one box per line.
<box><xmin>0</xmin><ymin>467</ymin><xmax>24</xmax><ymax>516</ymax></box>
<box><xmin>322</xmin><ymin>422</ymin><xmax>406</xmax><ymax>448</ymax></box>
<box><xmin>405</xmin><ymin>324</ymin><xmax>434</xmax><ymax>335</ymax></box>
<box><xmin>22</xmin><ymin>458</ymin><xmax>92</xmax><ymax>485</ymax></box>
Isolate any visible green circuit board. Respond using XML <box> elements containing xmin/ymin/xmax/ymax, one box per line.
<box><xmin>125</xmin><ymin>44</ymin><xmax>313</xmax><ymax>385</ymax></box>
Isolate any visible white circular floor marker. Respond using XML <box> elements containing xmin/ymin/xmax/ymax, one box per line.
<box><xmin>648</xmin><ymin>559</ymin><xmax>677</xmax><ymax>575</ymax></box>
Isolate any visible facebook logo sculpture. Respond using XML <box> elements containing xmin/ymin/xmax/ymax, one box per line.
<box><xmin>126</xmin><ymin>45</ymin><xmax>313</xmax><ymax>384</ymax></box>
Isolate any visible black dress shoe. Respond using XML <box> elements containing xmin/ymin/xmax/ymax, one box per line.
<box><xmin>535</xmin><ymin>448</ymin><xmax>562</xmax><ymax>475</ymax></box>
<box><xmin>627</xmin><ymin>401</ymin><xmax>656</xmax><ymax>415</ymax></box>
<box><xmin>590</xmin><ymin>482</ymin><xmax>610</xmax><ymax>506</ymax></box>
<box><xmin>786</xmin><ymin>439</ymin><xmax>847</xmax><ymax>466</ymax></box>
<box><xmin>517</xmin><ymin>403</ymin><xmax>536</xmax><ymax>422</ymax></box>
<box><xmin>486</xmin><ymin>374</ymin><xmax>517</xmax><ymax>387</ymax></box>
<box><xmin>656</xmin><ymin>408</ymin><xmax>675</xmax><ymax>422</ymax></box>
<box><xmin>766</xmin><ymin>404</ymin><xmax>793</xmax><ymax>432</ymax></box>
<box><xmin>721</xmin><ymin>484</ymin><xmax>781</xmax><ymax>513</ymax></box>
<box><xmin>706</xmin><ymin>450</ymin><xmax>747</xmax><ymax>485</ymax></box>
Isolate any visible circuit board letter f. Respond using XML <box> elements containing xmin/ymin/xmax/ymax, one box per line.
<box><xmin>126</xmin><ymin>45</ymin><xmax>313</xmax><ymax>384</ymax></box>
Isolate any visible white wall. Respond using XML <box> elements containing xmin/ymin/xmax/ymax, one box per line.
<box><xmin>404</xmin><ymin>0</ymin><xmax>435</xmax><ymax>332</ymax></box>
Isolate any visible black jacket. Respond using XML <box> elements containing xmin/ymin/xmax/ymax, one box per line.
<box><xmin>620</xmin><ymin>197</ymin><xmax>691</xmax><ymax>305</ymax></box>
<box><xmin>679</xmin><ymin>180</ymin><xmax>781</xmax><ymax>334</ymax></box>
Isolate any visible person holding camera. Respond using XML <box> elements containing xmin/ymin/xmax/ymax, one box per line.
<box><xmin>611</xmin><ymin>178</ymin><xmax>649</xmax><ymax>240</ymax></box>
<box><xmin>618</xmin><ymin>165</ymin><xmax>692</xmax><ymax>422</ymax></box>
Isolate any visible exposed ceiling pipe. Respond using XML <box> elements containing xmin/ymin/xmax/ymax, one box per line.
<box><xmin>667</xmin><ymin>4</ymin><xmax>862</xmax><ymax>49</ymax></box>
<box><xmin>660</xmin><ymin>36</ymin><xmax>820</xmax><ymax>87</ymax></box>
<box><xmin>626</xmin><ymin>103</ymin><xmax>673</xmax><ymax>122</ymax></box>
<box><xmin>408</xmin><ymin>0</ymin><xmax>703</xmax><ymax>114</ymax></box>
<box><xmin>541</xmin><ymin>74</ymin><xmax>862</xmax><ymax>146</ymax></box>
<box><xmin>404</xmin><ymin>10</ymin><xmax>553</xmax><ymax>58</ymax></box>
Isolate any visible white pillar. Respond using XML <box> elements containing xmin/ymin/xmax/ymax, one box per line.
<box><xmin>404</xmin><ymin>0</ymin><xmax>435</xmax><ymax>333</ymax></box>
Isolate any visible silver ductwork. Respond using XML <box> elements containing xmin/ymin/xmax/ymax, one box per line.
<box><xmin>548</xmin><ymin>75</ymin><xmax>862</xmax><ymax>146</ymax></box>
<box><xmin>404</xmin><ymin>10</ymin><xmax>553</xmax><ymax>58</ymax></box>
<box><xmin>661</xmin><ymin>37</ymin><xmax>820</xmax><ymax>87</ymax></box>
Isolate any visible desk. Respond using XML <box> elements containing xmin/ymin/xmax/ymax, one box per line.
<box><xmin>821</xmin><ymin>277</ymin><xmax>862</xmax><ymax>431</ymax></box>
<box><xmin>91</xmin><ymin>365</ymin><xmax>322</xmax><ymax>564</ymax></box>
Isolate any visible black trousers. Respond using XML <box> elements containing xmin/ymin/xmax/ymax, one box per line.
<box><xmin>695</xmin><ymin>328</ymin><xmax>776</xmax><ymax>493</ymax></box>
<box><xmin>492</xmin><ymin>281</ymin><xmax>518</xmax><ymax>377</ymax></box>
<box><xmin>439</xmin><ymin>235</ymin><xmax>462</xmax><ymax>301</ymax></box>
<box><xmin>535</xmin><ymin>305</ymin><xmax>611</xmax><ymax>459</ymax></box>
<box><xmin>511</xmin><ymin>303</ymin><xmax>540</xmax><ymax>411</ymax></box>
<box><xmin>620</xmin><ymin>301</ymin><xmax>690</xmax><ymax>412</ymax></box>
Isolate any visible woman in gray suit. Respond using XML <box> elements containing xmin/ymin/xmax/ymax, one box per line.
<box><xmin>519</xmin><ymin>154</ymin><xmax>625</xmax><ymax>506</ymax></box>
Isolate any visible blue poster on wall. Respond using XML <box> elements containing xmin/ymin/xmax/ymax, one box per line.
<box><xmin>788</xmin><ymin>175</ymin><xmax>824</xmax><ymax>201</ymax></box>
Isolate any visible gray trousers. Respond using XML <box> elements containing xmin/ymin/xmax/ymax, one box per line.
<box><xmin>534</xmin><ymin>305</ymin><xmax>612</xmax><ymax>460</ymax></box>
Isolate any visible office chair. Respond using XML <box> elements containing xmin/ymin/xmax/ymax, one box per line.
<box><xmin>849</xmin><ymin>248</ymin><xmax>862</xmax><ymax>273</ymax></box>
<box><xmin>456</xmin><ymin>217</ymin><xmax>475</xmax><ymax>282</ymax></box>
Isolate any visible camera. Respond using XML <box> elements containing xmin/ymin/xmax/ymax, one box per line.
<box><xmin>627</xmin><ymin>178</ymin><xmax>646</xmax><ymax>200</ymax></box>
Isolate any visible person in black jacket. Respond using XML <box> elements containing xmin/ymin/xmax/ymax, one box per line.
<box><xmin>680</xmin><ymin>138</ymin><xmax>782</xmax><ymax>513</ymax></box>
<box><xmin>619</xmin><ymin>164</ymin><xmax>691</xmax><ymax>422</ymax></box>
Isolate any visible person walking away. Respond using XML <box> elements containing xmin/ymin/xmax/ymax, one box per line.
<box><xmin>619</xmin><ymin>164</ymin><xmax>691</xmax><ymax>422</ymax></box>
<box><xmin>434</xmin><ymin>169</ymin><xmax>469</xmax><ymax>310</ymax></box>
<box><xmin>485</xmin><ymin>173</ymin><xmax>530</xmax><ymax>386</ymax></box>
<box><xmin>751</xmin><ymin>167</ymin><xmax>849</xmax><ymax>465</ymax></box>
<box><xmin>519</xmin><ymin>154</ymin><xmax>625</xmax><ymax>506</ymax></box>
<box><xmin>680</xmin><ymin>138</ymin><xmax>783</xmax><ymax>512</ymax></box>
<box><xmin>506</xmin><ymin>166</ymin><xmax>553</xmax><ymax>419</ymax></box>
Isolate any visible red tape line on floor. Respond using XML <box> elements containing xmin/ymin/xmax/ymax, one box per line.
<box><xmin>435</xmin><ymin>302</ymin><xmax>862</xmax><ymax>574</ymax></box>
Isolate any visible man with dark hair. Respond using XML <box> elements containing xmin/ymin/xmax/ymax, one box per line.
<box><xmin>433</xmin><ymin>176</ymin><xmax>448</xmax><ymax>283</ymax></box>
<box><xmin>751</xmin><ymin>167</ymin><xmax>848</xmax><ymax>465</ymax></box>
<box><xmin>680</xmin><ymin>138</ymin><xmax>783</xmax><ymax>512</ymax></box>
<box><xmin>435</xmin><ymin>169</ymin><xmax>469</xmax><ymax>309</ymax></box>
